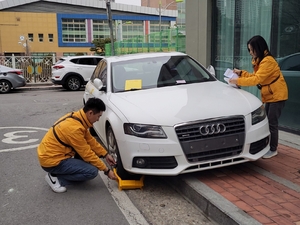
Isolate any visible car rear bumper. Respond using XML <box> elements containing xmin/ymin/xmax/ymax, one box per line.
<box><xmin>11</xmin><ymin>76</ymin><xmax>26</xmax><ymax>88</ymax></box>
<box><xmin>51</xmin><ymin>79</ymin><xmax>63</xmax><ymax>85</ymax></box>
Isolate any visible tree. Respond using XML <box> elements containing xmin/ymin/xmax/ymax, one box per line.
<box><xmin>90</xmin><ymin>38</ymin><xmax>112</xmax><ymax>55</ymax></box>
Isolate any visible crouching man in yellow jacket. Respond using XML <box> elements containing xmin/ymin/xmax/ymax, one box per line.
<box><xmin>37</xmin><ymin>98</ymin><xmax>117</xmax><ymax>193</ymax></box>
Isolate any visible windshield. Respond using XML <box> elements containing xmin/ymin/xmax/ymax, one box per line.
<box><xmin>111</xmin><ymin>55</ymin><xmax>216</xmax><ymax>93</ymax></box>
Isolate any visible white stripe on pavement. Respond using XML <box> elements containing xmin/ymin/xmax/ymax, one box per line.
<box><xmin>99</xmin><ymin>171</ymin><xmax>149</xmax><ymax>225</ymax></box>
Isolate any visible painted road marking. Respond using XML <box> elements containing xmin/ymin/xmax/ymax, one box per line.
<box><xmin>2</xmin><ymin>131</ymin><xmax>39</xmax><ymax>144</ymax></box>
<box><xmin>0</xmin><ymin>126</ymin><xmax>48</xmax><ymax>153</ymax></box>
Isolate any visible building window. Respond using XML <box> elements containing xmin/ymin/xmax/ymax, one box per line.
<box><xmin>93</xmin><ymin>20</ymin><xmax>112</xmax><ymax>40</ymax></box>
<box><xmin>63</xmin><ymin>52</ymin><xmax>87</xmax><ymax>56</ymax></box>
<box><xmin>212</xmin><ymin>0</ymin><xmax>300</xmax><ymax>133</ymax></box>
<box><xmin>213</xmin><ymin>0</ymin><xmax>273</xmax><ymax>80</ymax></box>
<box><xmin>48</xmin><ymin>34</ymin><xmax>53</xmax><ymax>42</ymax></box>
<box><xmin>28</xmin><ymin>33</ymin><xmax>34</xmax><ymax>42</ymax></box>
<box><xmin>150</xmin><ymin>21</ymin><xmax>170</xmax><ymax>33</ymax></box>
<box><xmin>149</xmin><ymin>21</ymin><xmax>170</xmax><ymax>43</ymax></box>
<box><xmin>31</xmin><ymin>52</ymin><xmax>54</xmax><ymax>63</ymax></box>
<box><xmin>122</xmin><ymin>20</ymin><xmax>144</xmax><ymax>42</ymax></box>
<box><xmin>38</xmin><ymin>33</ymin><xmax>43</xmax><ymax>42</ymax></box>
<box><xmin>62</xmin><ymin>19</ymin><xmax>86</xmax><ymax>42</ymax></box>
<box><xmin>176</xmin><ymin>1</ymin><xmax>185</xmax><ymax>28</ymax></box>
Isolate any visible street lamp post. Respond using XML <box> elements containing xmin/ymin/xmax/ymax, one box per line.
<box><xmin>158</xmin><ymin>0</ymin><xmax>183</xmax><ymax>51</ymax></box>
<box><xmin>159</xmin><ymin>1</ymin><xmax>162</xmax><ymax>35</ymax></box>
<box><xmin>106</xmin><ymin>0</ymin><xmax>114</xmax><ymax>56</ymax></box>
<box><xmin>158</xmin><ymin>0</ymin><xmax>183</xmax><ymax>34</ymax></box>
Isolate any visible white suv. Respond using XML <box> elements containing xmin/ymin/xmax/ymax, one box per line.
<box><xmin>51</xmin><ymin>55</ymin><xmax>104</xmax><ymax>91</ymax></box>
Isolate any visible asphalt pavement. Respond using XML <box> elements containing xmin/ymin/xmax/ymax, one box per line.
<box><xmin>19</xmin><ymin>82</ymin><xmax>300</xmax><ymax>225</ymax></box>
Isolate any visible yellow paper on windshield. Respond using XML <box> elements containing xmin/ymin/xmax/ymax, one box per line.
<box><xmin>125</xmin><ymin>79</ymin><xmax>142</xmax><ymax>90</ymax></box>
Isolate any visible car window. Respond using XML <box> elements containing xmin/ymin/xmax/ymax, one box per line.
<box><xmin>55</xmin><ymin>58</ymin><xmax>65</xmax><ymax>65</ymax></box>
<box><xmin>112</xmin><ymin>55</ymin><xmax>216</xmax><ymax>93</ymax></box>
<box><xmin>74</xmin><ymin>58</ymin><xmax>95</xmax><ymax>65</ymax></box>
<box><xmin>98</xmin><ymin>63</ymin><xmax>107</xmax><ymax>86</ymax></box>
<box><xmin>90</xmin><ymin>60</ymin><xmax>105</xmax><ymax>81</ymax></box>
<box><xmin>90</xmin><ymin>60</ymin><xmax>107</xmax><ymax>86</ymax></box>
<box><xmin>279</xmin><ymin>54</ymin><xmax>300</xmax><ymax>71</ymax></box>
<box><xmin>95</xmin><ymin>57</ymin><xmax>103</xmax><ymax>65</ymax></box>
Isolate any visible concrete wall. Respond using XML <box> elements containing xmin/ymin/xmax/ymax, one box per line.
<box><xmin>186</xmin><ymin>0</ymin><xmax>212</xmax><ymax>67</ymax></box>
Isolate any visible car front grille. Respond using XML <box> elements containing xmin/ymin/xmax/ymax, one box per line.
<box><xmin>175</xmin><ymin>116</ymin><xmax>245</xmax><ymax>162</ymax></box>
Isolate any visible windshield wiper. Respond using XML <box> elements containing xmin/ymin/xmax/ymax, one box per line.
<box><xmin>117</xmin><ymin>88</ymin><xmax>142</xmax><ymax>93</ymax></box>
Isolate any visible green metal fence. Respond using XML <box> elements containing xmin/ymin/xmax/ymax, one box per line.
<box><xmin>105</xmin><ymin>27</ymin><xmax>186</xmax><ymax>56</ymax></box>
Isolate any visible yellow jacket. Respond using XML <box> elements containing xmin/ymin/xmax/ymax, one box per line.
<box><xmin>37</xmin><ymin>109</ymin><xmax>108</xmax><ymax>171</ymax></box>
<box><xmin>237</xmin><ymin>56</ymin><xmax>288</xmax><ymax>103</ymax></box>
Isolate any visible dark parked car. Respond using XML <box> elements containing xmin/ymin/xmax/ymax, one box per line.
<box><xmin>0</xmin><ymin>65</ymin><xmax>26</xmax><ymax>93</ymax></box>
<box><xmin>277</xmin><ymin>52</ymin><xmax>300</xmax><ymax>133</ymax></box>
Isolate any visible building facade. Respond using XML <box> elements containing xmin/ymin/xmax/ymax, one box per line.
<box><xmin>186</xmin><ymin>0</ymin><xmax>300</xmax><ymax>133</ymax></box>
<box><xmin>0</xmin><ymin>0</ymin><xmax>178</xmax><ymax>57</ymax></box>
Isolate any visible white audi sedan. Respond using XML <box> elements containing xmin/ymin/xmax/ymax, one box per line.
<box><xmin>83</xmin><ymin>52</ymin><xmax>270</xmax><ymax>180</ymax></box>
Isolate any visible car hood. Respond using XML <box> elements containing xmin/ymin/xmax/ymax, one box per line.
<box><xmin>109</xmin><ymin>81</ymin><xmax>262</xmax><ymax>125</ymax></box>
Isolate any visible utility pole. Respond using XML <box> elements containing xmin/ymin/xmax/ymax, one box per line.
<box><xmin>25</xmin><ymin>39</ymin><xmax>29</xmax><ymax>56</ymax></box>
<box><xmin>106</xmin><ymin>0</ymin><xmax>114</xmax><ymax>56</ymax></box>
<box><xmin>159</xmin><ymin>1</ymin><xmax>162</xmax><ymax>51</ymax></box>
<box><xmin>159</xmin><ymin>1</ymin><xmax>162</xmax><ymax>34</ymax></box>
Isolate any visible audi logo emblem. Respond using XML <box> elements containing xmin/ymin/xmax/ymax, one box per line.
<box><xmin>199</xmin><ymin>123</ymin><xmax>226</xmax><ymax>135</ymax></box>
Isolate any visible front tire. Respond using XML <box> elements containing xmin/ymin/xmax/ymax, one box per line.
<box><xmin>65</xmin><ymin>76</ymin><xmax>82</xmax><ymax>91</ymax></box>
<box><xmin>106</xmin><ymin>126</ymin><xmax>141</xmax><ymax>180</ymax></box>
<box><xmin>0</xmin><ymin>80</ymin><xmax>12</xmax><ymax>93</ymax></box>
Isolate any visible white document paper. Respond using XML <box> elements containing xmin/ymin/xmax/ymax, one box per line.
<box><xmin>223</xmin><ymin>68</ymin><xmax>239</xmax><ymax>88</ymax></box>
<box><xmin>224</xmin><ymin>68</ymin><xmax>239</xmax><ymax>79</ymax></box>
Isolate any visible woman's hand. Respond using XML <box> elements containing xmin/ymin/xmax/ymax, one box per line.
<box><xmin>233</xmin><ymin>68</ymin><xmax>242</xmax><ymax>76</ymax></box>
<box><xmin>229</xmin><ymin>78</ymin><xmax>238</xmax><ymax>85</ymax></box>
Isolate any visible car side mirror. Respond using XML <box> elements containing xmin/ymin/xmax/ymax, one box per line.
<box><xmin>94</xmin><ymin>78</ymin><xmax>106</xmax><ymax>91</ymax></box>
<box><xmin>207</xmin><ymin>65</ymin><xmax>216</xmax><ymax>76</ymax></box>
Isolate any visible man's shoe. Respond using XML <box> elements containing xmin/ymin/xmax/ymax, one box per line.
<box><xmin>45</xmin><ymin>173</ymin><xmax>67</xmax><ymax>193</ymax></box>
<box><xmin>263</xmin><ymin>150</ymin><xmax>278</xmax><ymax>159</ymax></box>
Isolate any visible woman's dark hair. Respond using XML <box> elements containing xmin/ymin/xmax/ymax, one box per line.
<box><xmin>83</xmin><ymin>98</ymin><xmax>106</xmax><ymax>114</ymax></box>
<box><xmin>247</xmin><ymin>35</ymin><xmax>273</xmax><ymax>64</ymax></box>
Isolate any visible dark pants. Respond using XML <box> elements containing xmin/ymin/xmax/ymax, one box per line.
<box><xmin>42</xmin><ymin>158</ymin><xmax>99</xmax><ymax>186</ymax></box>
<box><xmin>265</xmin><ymin>101</ymin><xmax>286</xmax><ymax>152</ymax></box>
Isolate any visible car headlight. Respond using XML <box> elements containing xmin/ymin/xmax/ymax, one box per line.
<box><xmin>251</xmin><ymin>105</ymin><xmax>266</xmax><ymax>125</ymax></box>
<box><xmin>124</xmin><ymin>123</ymin><xmax>167</xmax><ymax>138</ymax></box>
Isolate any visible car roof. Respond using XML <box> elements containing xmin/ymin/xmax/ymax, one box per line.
<box><xmin>105</xmin><ymin>52</ymin><xmax>187</xmax><ymax>63</ymax></box>
<box><xmin>60</xmin><ymin>55</ymin><xmax>104</xmax><ymax>60</ymax></box>
<box><xmin>0</xmin><ymin>65</ymin><xmax>22</xmax><ymax>72</ymax></box>
<box><xmin>277</xmin><ymin>52</ymin><xmax>300</xmax><ymax>65</ymax></box>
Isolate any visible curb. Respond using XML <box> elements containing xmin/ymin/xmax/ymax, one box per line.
<box><xmin>167</xmin><ymin>175</ymin><xmax>262</xmax><ymax>225</ymax></box>
<box><xmin>20</xmin><ymin>83</ymin><xmax>63</xmax><ymax>91</ymax></box>
<box><xmin>167</xmin><ymin>132</ymin><xmax>299</xmax><ymax>225</ymax></box>
<box><xmin>25</xmin><ymin>82</ymin><xmax>54</xmax><ymax>87</ymax></box>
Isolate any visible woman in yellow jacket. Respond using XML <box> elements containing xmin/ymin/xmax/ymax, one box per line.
<box><xmin>37</xmin><ymin>98</ymin><xmax>117</xmax><ymax>193</ymax></box>
<box><xmin>230</xmin><ymin>35</ymin><xmax>288</xmax><ymax>159</ymax></box>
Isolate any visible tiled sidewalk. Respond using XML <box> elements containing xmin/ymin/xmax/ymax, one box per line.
<box><xmin>196</xmin><ymin>144</ymin><xmax>300</xmax><ymax>225</ymax></box>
